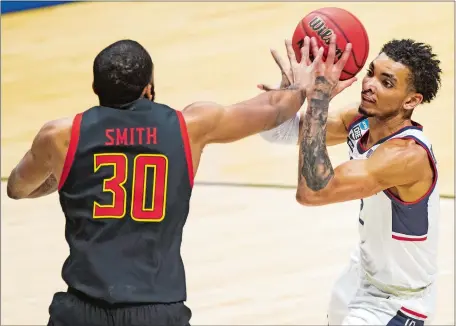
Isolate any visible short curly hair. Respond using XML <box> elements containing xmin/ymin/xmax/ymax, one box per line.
<box><xmin>93</xmin><ymin>40</ymin><xmax>153</xmax><ymax>106</ymax></box>
<box><xmin>380</xmin><ymin>39</ymin><xmax>442</xmax><ymax>103</ymax></box>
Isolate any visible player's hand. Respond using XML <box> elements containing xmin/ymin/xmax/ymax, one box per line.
<box><xmin>308</xmin><ymin>35</ymin><xmax>354</xmax><ymax>98</ymax></box>
<box><xmin>285</xmin><ymin>37</ymin><xmax>324</xmax><ymax>91</ymax></box>
<box><xmin>257</xmin><ymin>48</ymin><xmax>293</xmax><ymax>91</ymax></box>
<box><xmin>309</xmin><ymin>37</ymin><xmax>357</xmax><ymax>99</ymax></box>
<box><xmin>257</xmin><ymin>36</ymin><xmax>319</xmax><ymax>91</ymax></box>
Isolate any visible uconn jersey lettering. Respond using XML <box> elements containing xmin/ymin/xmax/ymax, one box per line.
<box><xmin>347</xmin><ymin>115</ymin><xmax>439</xmax><ymax>290</ymax></box>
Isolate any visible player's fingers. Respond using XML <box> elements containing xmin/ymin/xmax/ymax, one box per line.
<box><xmin>326</xmin><ymin>34</ymin><xmax>336</xmax><ymax>65</ymax></box>
<box><xmin>257</xmin><ymin>84</ymin><xmax>278</xmax><ymax>91</ymax></box>
<box><xmin>331</xmin><ymin>76</ymin><xmax>357</xmax><ymax>98</ymax></box>
<box><xmin>306</xmin><ymin>54</ymin><xmax>313</xmax><ymax>66</ymax></box>
<box><xmin>285</xmin><ymin>39</ymin><xmax>297</xmax><ymax>65</ymax></box>
<box><xmin>337</xmin><ymin>77</ymin><xmax>358</xmax><ymax>91</ymax></box>
<box><xmin>311</xmin><ymin>47</ymin><xmax>325</xmax><ymax>71</ymax></box>
<box><xmin>300</xmin><ymin>36</ymin><xmax>311</xmax><ymax>66</ymax></box>
<box><xmin>336</xmin><ymin>43</ymin><xmax>353</xmax><ymax>70</ymax></box>
<box><xmin>270</xmin><ymin>49</ymin><xmax>290</xmax><ymax>74</ymax></box>
<box><xmin>281</xmin><ymin>72</ymin><xmax>292</xmax><ymax>87</ymax></box>
<box><xmin>310</xmin><ymin>37</ymin><xmax>319</xmax><ymax>60</ymax></box>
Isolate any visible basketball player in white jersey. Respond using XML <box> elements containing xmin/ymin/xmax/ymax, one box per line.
<box><xmin>259</xmin><ymin>35</ymin><xmax>442</xmax><ymax>325</ymax></box>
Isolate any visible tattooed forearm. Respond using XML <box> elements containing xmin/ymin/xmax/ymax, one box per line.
<box><xmin>299</xmin><ymin>76</ymin><xmax>335</xmax><ymax>191</ymax></box>
<box><xmin>28</xmin><ymin>174</ymin><xmax>58</xmax><ymax>198</ymax></box>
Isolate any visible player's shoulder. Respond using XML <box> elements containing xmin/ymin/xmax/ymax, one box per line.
<box><xmin>40</xmin><ymin>117</ymin><xmax>72</xmax><ymax>132</ymax></box>
<box><xmin>36</xmin><ymin>117</ymin><xmax>74</xmax><ymax>142</ymax></box>
<box><xmin>151</xmin><ymin>100</ymin><xmax>176</xmax><ymax>113</ymax></box>
<box><xmin>371</xmin><ymin>137</ymin><xmax>433</xmax><ymax>186</ymax></box>
<box><xmin>180</xmin><ymin>101</ymin><xmax>226</xmax><ymax>145</ymax></box>
<box><xmin>375</xmin><ymin>137</ymin><xmax>429</xmax><ymax>166</ymax></box>
<box><xmin>182</xmin><ymin>101</ymin><xmax>223</xmax><ymax>115</ymax></box>
<box><xmin>181</xmin><ymin>101</ymin><xmax>225</xmax><ymax>126</ymax></box>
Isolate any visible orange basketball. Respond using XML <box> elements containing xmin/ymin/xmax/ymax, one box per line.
<box><xmin>292</xmin><ymin>7</ymin><xmax>369</xmax><ymax>80</ymax></box>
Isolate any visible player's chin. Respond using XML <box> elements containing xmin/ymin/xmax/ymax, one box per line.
<box><xmin>358</xmin><ymin>105</ymin><xmax>376</xmax><ymax>118</ymax></box>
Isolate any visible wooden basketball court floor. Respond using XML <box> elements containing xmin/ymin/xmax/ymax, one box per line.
<box><xmin>1</xmin><ymin>2</ymin><xmax>454</xmax><ymax>325</ymax></box>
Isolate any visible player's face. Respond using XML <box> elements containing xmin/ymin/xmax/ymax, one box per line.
<box><xmin>359</xmin><ymin>53</ymin><xmax>413</xmax><ymax>119</ymax></box>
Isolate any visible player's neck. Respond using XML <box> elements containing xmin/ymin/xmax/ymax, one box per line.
<box><xmin>366</xmin><ymin>115</ymin><xmax>412</xmax><ymax>146</ymax></box>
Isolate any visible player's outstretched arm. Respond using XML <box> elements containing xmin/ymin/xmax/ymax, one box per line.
<box><xmin>183</xmin><ymin>37</ymin><xmax>323</xmax><ymax>145</ymax></box>
<box><xmin>182</xmin><ymin>87</ymin><xmax>307</xmax><ymax>145</ymax></box>
<box><xmin>7</xmin><ymin>119</ymin><xmax>69</xmax><ymax>199</ymax></box>
<box><xmin>295</xmin><ymin>139</ymin><xmax>433</xmax><ymax>206</ymax></box>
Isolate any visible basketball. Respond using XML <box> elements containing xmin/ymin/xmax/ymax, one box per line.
<box><xmin>292</xmin><ymin>7</ymin><xmax>369</xmax><ymax>80</ymax></box>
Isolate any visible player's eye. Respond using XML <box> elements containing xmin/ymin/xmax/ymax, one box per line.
<box><xmin>382</xmin><ymin>80</ymin><xmax>393</xmax><ymax>88</ymax></box>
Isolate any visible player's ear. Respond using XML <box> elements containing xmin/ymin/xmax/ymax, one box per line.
<box><xmin>403</xmin><ymin>92</ymin><xmax>423</xmax><ymax>111</ymax></box>
<box><xmin>142</xmin><ymin>84</ymin><xmax>153</xmax><ymax>101</ymax></box>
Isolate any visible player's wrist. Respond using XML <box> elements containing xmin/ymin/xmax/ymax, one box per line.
<box><xmin>279</xmin><ymin>81</ymin><xmax>291</xmax><ymax>89</ymax></box>
<box><xmin>286</xmin><ymin>84</ymin><xmax>307</xmax><ymax>103</ymax></box>
<box><xmin>287</xmin><ymin>83</ymin><xmax>307</xmax><ymax>92</ymax></box>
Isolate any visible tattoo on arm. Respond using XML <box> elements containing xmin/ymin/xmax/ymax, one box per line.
<box><xmin>28</xmin><ymin>174</ymin><xmax>58</xmax><ymax>198</ymax></box>
<box><xmin>28</xmin><ymin>136</ymin><xmax>68</xmax><ymax>198</ymax></box>
<box><xmin>299</xmin><ymin>77</ymin><xmax>335</xmax><ymax>191</ymax></box>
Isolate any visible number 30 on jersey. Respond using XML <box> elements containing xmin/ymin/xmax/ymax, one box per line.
<box><xmin>92</xmin><ymin>153</ymin><xmax>168</xmax><ymax>222</ymax></box>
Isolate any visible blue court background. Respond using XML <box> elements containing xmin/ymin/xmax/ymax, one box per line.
<box><xmin>1</xmin><ymin>1</ymin><xmax>73</xmax><ymax>14</ymax></box>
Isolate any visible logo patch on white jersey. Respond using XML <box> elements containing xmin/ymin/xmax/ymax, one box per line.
<box><xmin>359</xmin><ymin>119</ymin><xmax>369</xmax><ymax>131</ymax></box>
<box><xmin>347</xmin><ymin>118</ymin><xmax>369</xmax><ymax>152</ymax></box>
<box><xmin>350</xmin><ymin>125</ymin><xmax>363</xmax><ymax>140</ymax></box>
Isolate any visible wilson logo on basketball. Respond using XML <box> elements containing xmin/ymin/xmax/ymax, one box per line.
<box><xmin>292</xmin><ymin>8</ymin><xmax>369</xmax><ymax>80</ymax></box>
<box><xmin>307</xmin><ymin>16</ymin><xmax>343</xmax><ymax>60</ymax></box>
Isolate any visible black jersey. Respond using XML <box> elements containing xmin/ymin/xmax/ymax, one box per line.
<box><xmin>57</xmin><ymin>98</ymin><xmax>194</xmax><ymax>304</ymax></box>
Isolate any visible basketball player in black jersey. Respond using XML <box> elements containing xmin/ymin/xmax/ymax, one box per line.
<box><xmin>6</xmin><ymin>37</ymin><xmax>352</xmax><ymax>325</ymax></box>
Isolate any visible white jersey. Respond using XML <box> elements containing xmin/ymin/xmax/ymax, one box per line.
<box><xmin>347</xmin><ymin>115</ymin><xmax>440</xmax><ymax>292</ymax></box>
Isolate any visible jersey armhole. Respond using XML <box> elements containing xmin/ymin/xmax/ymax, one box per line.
<box><xmin>58</xmin><ymin>113</ymin><xmax>83</xmax><ymax>191</ymax></box>
<box><xmin>176</xmin><ymin>110</ymin><xmax>194</xmax><ymax>188</ymax></box>
<box><xmin>383</xmin><ymin>136</ymin><xmax>438</xmax><ymax>205</ymax></box>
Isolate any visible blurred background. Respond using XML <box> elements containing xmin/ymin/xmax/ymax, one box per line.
<box><xmin>1</xmin><ymin>1</ymin><xmax>454</xmax><ymax>195</ymax></box>
<box><xmin>1</xmin><ymin>1</ymin><xmax>454</xmax><ymax>325</ymax></box>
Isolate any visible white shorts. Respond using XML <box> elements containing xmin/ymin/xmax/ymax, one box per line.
<box><xmin>327</xmin><ymin>250</ymin><xmax>436</xmax><ymax>326</ymax></box>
